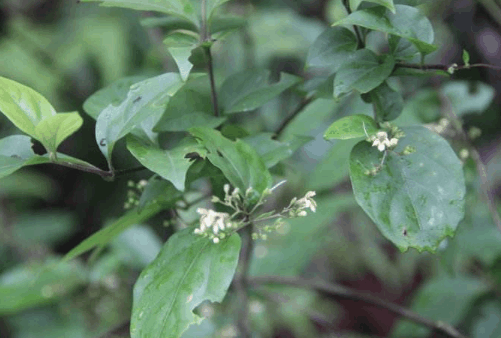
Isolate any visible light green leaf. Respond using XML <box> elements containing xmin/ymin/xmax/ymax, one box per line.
<box><xmin>189</xmin><ymin>127</ymin><xmax>273</xmax><ymax>202</ymax></box>
<box><xmin>462</xmin><ymin>49</ymin><xmax>470</xmax><ymax>66</ymax></box>
<box><xmin>441</xmin><ymin>81</ymin><xmax>495</xmax><ymax>116</ymax></box>
<box><xmin>219</xmin><ymin>70</ymin><xmax>302</xmax><ymax>114</ymax></box>
<box><xmin>391</xmin><ymin>276</ymin><xmax>488</xmax><ymax>337</ymax></box>
<box><xmin>334</xmin><ymin>5</ymin><xmax>436</xmax><ymax>55</ymax></box>
<box><xmin>63</xmin><ymin>202</ymin><xmax>164</xmax><ymax>262</ymax></box>
<box><xmin>83</xmin><ymin>76</ymin><xmax>148</xmax><ymax>120</ymax></box>
<box><xmin>0</xmin><ymin>135</ymin><xmax>103</xmax><ymax>179</ymax></box>
<box><xmin>243</xmin><ymin>133</ymin><xmax>312</xmax><ymax>168</ymax></box>
<box><xmin>33</xmin><ymin>112</ymin><xmax>83</xmax><ymax>155</ymax></box>
<box><xmin>95</xmin><ymin>73</ymin><xmax>184</xmax><ymax>168</ymax></box>
<box><xmin>0</xmin><ymin>258</ymin><xmax>87</xmax><ymax>315</ymax></box>
<box><xmin>112</xmin><ymin>225</ymin><xmax>163</xmax><ymax>269</ymax></box>
<box><xmin>334</xmin><ymin>49</ymin><xmax>395</xmax><ymax>98</ymax></box>
<box><xmin>473</xmin><ymin>302</ymin><xmax>501</xmax><ymax>338</ymax></box>
<box><xmin>169</xmin><ymin>47</ymin><xmax>195</xmax><ymax>81</ymax></box>
<box><xmin>349</xmin><ymin>0</ymin><xmax>396</xmax><ymax>13</ymax></box>
<box><xmin>306</xmin><ymin>27</ymin><xmax>358</xmax><ymax>72</ymax></box>
<box><xmin>349</xmin><ymin>126</ymin><xmax>466</xmax><ymax>252</ymax></box>
<box><xmin>0</xmin><ymin>76</ymin><xmax>56</xmax><ymax>137</ymax></box>
<box><xmin>131</xmin><ymin>228</ymin><xmax>241</xmax><ymax>338</ymax></box>
<box><xmin>126</xmin><ymin>135</ymin><xmax>206</xmax><ymax>191</ymax></box>
<box><xmin>369</xmin><ymin>81</ymin><xmax>404</xmax><ymax>122</ymax></box>
<box><xmin>164</xmin><ymin>31</ymin><xmax>200</xmax><ymax>81</ymax></box>
<box><xmin>324</xmin><ymin>114</ymin><xmax>378</xmax><ymax>140</ymax></box>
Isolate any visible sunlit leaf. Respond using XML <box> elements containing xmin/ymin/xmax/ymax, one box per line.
<box><xmin>33</xmin><ymin>112</ymin><xmax>83</xmax><ymax>155</ymax></box>
<box><xmin>324</xmin><ymin>114</ymin><xmax>378</xmax><ymax>140</ymax></box>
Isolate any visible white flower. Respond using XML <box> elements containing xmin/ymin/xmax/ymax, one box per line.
<box><xmin>371</xmin><ymin>131</ymin><xmax>398</xmax><ymax>152</ymax></box>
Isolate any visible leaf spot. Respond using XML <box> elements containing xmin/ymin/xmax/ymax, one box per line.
<box><xmin>133</xmin><ymin>96</ymin><xmax>142</xmax><ymax>103</ymax></box>
<box><xmin>99</xmin><ymin>138</ymin><xmax>106</xmax><ymax>146</ymax></box>
<box><xmin>186</xmin><ymin>294</ymin><xmax>193</xmax><ymax>303</ymax></box>
<box><xmin>403</xmin><ymin>228</ymin><xmax>408</xmax><ymax>236</ymax></box>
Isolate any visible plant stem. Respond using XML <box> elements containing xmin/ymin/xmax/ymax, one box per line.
<box><xmin>201</xmin><ymin>0</ymin><xmax>220</xmax><ymax>117</ymax></box>
<box><xmin>250</xmin><ymin>276</ymin><xmax>469</xmax><ymax>338</ymax></box>
<box><xmin>396</xmin><ymin>62</ymin><xmax>501</xmax><ymax>72</ymax></box>
<box><xmin>51</xmin><ymin>161</ymin><xmax>146</xmax><ymax>180</ymax></box>
<box><xmin>273</xmin><ymin>96</ymin><xmax>314</xmax><ymax>139</ymax></box>
<box><xmin>234</xmin><ymin>223</ymin><xmax>254</xmax><ymax>337</ymax></box>
<box><xmin>343</xmin><ymin>0</ymin><xmax>364</xmax><ymax>48</ymax></box>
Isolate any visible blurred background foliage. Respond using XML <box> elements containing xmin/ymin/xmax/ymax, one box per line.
<box><xmin>1</xmin><ymin>0</ymin><xmax>501</xmax><ymax>337</ymax></box>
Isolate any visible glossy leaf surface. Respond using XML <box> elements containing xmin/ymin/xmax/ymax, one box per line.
<box><xmin>334</xmin><ymin>5</ymin><xmax>436</xmax><ymax>55</ymax></box>
<box><xmin>131</xmin><ymin>228</ymin><xmax>240</xmax><ymax>338</ymax></box>
<box><xmin>324</xmin><ymin>114</ymin><xmax>378</xmax><ymax>140</ymax></box>
<box><xmin>219</xmin><ymin>70</ymin><xmax>301</xmax><ymax>114</ymax></box>
<box><xmin>190</xmin><ymin>127</ymin><xmax>272</xmax><ymax>201</ymax></box>
<box><xmin>349</xmin><ymin>126</ymin><xmax>465</xmax><ymax>252</ymax></box>
<box><xmin>126</xmin><ymin>135</ymin><xmax>206</xmax><ymax>191</ymax></box>
<box><xmin>333</xmin><ymin>49</ymin><xmax>395</xmax><ymax>98</ymax></box>
<box><xmin>95</xmin><ymin>73</ymin><xmax>184</xmax><ymax>167</ymax></box>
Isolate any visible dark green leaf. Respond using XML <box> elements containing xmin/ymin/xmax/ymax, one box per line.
<box><xmin>391</xmin><ymin>276</ymin><xmax>488</xmax><ymax>337</ymax></box>
<box><xmin>349</xmin><ymin>126</ymin><xmax>466</xmax><ymax>252</ymax></box>
<box><xmin>126</xmin><ymin>135</ymin><xmax>206</xmax><ymax>191</ymax></box>
<box><xmin>0</xmin><ymin>258</ymin><xmax>87</xmax><ymax>315</ymax></box>
<box><xmin>349</xmin><ymin>0</ymin><xmax>396</xmax><ymax>13</ymax></box>
<box><xmin>219</xmin><ymin>70</ymin><xmax>301</xmax><ymax>114</ymax></box>
<box><xmin>473</xmin><ymin>302</ymin><xmax>501</xmax><ymax>338</ymax></box>
<box><xmin>324</xmin><ymin>114</ymin><xmax>378</xmax><ymax>140</ymax></box>
<box><xmin>13</xmin><ymin>211</ymin><xmax>76</xmax><ymax>246</ymax></box>
<box><xmin>334</xmin><ymin>5</ymin><xmax>436</xmax><ymax>55</ymax></box>
<box><xmin>369</xmin><ymin>81</ymin><xmax>404</xmax><ymax>122</ymax></box>
<box><xmin>95</xmin><ymin>73</ymin><xmax>184</xmax><ymax>167</ymax></box>
<box><xmin>131</xmin><ymin>228</ymin><xmax>240</xmax><ymax>338</ymax></box>
<box><xmin>209</xmin><ymin>15</ymin><xmax>246</xmax><ymax>34</ymax></box>
<box><xmin>138</xmin><ymin>176</ymin><xmax>182</xmax><ymax>211</ymax></box>
<box><xmin>306</xmin><ymin>27</ymin><xmax>358</xmax><ymax>72</ymax></box>
<box><xmin>334</xmin><ymin>49</ymin><xmax>395</xmax><ymax>98</ymax></box>
<box><xmin>190</xmin><ymin>127</ymin><xmax>273</xmax><ymax>202</ymax></box>
<box><xmin>63</xmin><ymin>202</ymin><xmax>164</xmax><ymax>262</ymax></box>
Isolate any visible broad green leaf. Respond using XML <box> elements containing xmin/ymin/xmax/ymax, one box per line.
<box><xmin>334</xmin><ymin>5</ymin><xmax>437</xmax><ymax>55</ymax></box>
<box><xmin>0</xmin><ymin>170</ymin><xmax>55</xmax><ymax>200</ymax></box>
<box><xmin>164</xmin><ymin>31</ymin><xmax>200</xmax><ymax>81</ymax></box>
<box><xmin>441</xmin><ymin>81</ymin><xmax>495</xmax><ymax>116</ymax></box>
<box><xmin>112</xmin><ymin>225</ymin><xmax>163</xmax><ymax>269</ymax></box>
<box><xmin>391</xmin><ymin>276</ymin><xmax>488</xmax><ymax>337</ymax></box>
<box><xmin>219</xmin><ymin>70</ymin><xmax>302</xmax><ymax>114</ymax></box>
<box><xmin>369</xmin><ymin>81</ymin><xmax>404</xmax><ymax>122</ymax></box>
<box><xmin>209</xmin><ymin>15</ymin><xmax>246</xmax><ymax>35</ymax></box>
<box><xmin>63</xmin><ymin>202</ymin><xmax>164</xmax><ymax>262</ymax></box>
<box><xmin>140</xmin><ymin>16</ymin><xmax>197</xmax><ymax>31</ymax></box>
<box><xmin>138</xmin><ymin>177</ymin><xmax>182</xmax><ymax>211</ymax></box>
<box><xmin>33</xmin><ymin>112</ymin><xmax>83</xmax><ymax>155</ymax></box>
<box><xmin>0</xmin><ymin>76</ymin><xmax>56</xmax><ymax>137</ymax></box>
<box><xmin>243</xmin><ymin>133</ymin><xmax>312</xmax><ymax>168</ymax></box>
<box><xmin>349</xmin><ymin>126</ymin><xmax>466</xmax><ymax>252</ymax></box>
<box><xmin>126</xmin><ymin>135</ymin><xmax>206</xmax><ymax>191</ymax></box>
<box><xmin>169</xmin><ymin>47</ymin><xmax>196</xmax><ymax>81</ymax></box>
<box><xmin>154</xmin><ymin>75</ymin><xmax>224</xmax><ymax>132</ymax></box>
<box><xmin>324</xmin><ymin>114</ymin><xmax>378</xmax><ymax>140</ymax></box>
<box><xmin>83</xmin><ymin>76</ymin><xmax>147</xmax><ymax>120</ymax></box>
<box><xmin>13</xmin><ymin>211</ymin><xmax>76</xmax><ymax>246</ymax></box>
<box><xmin>0</xmin><ymin>258</ymin><xmax>86</xmax><ymax>315</ymax></box>
<box><xmin>306</xmin><ymin>27</ymin><xmax>358</xmax><ymax>72</ymax></box>
<box><xmin>0</xmin><ymin>135</ymin><xmax>103</xmax><ymax>179</ymax></box>
<box><xmin>473</xmin><ymin>302</ymin><xmax>501</xmax><ymax>338</ymax></box>
<box><xmin>95</xmin><ymin>73</ymin><xmax>184</xmax><ymax>167</ymax></box>
<box><xmin>349</xmin><ymin>0</ymin><xmax>396</xmax><ymax>13</ymax></box>
<box><xmin>189</xmin><ymin>127</ymin><xmax>273</xmax><ymax>201</ymax></box>
<box><xmin>131</xmin><ymin>228</ymin><xmax>241</xmax><ymax>338</ymax></box>
<box><xmin>333</xmin><ymin>49</ymin><xmax>395</xmax><ymax>98</ymax></box>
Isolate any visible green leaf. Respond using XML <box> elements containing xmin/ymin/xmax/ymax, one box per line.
<box><xmin>131</xmin><ymin>228</ymin><xmax>241</xmax><ymax>338</ymax></box>
<box><xmin>95</xmin><ymin>73</ymin><xmax>184</xmax><ymax>168</ymax></box>
<box><xmin>391</xmin><ymin>276</ymin><xmax>488</xmax><ymax>337</ymax></box>
<box><xmin>164</xmin><ymin>31</ymin><xmax>200</xmax><ymax>81</ymax></box>
<box><xmin>441</xmin><ymin>81</ymin><xmax>495</xmax><ymax>116</ymax></box>
<box><xmin>83</xmin><ymin>76</ymin><xmax>148</xmax><ymax>120</ymax></box>
<box><xmin>0</xmin><ymin>135</ymin><xmax>103</xmax><ymax>179</ymax></box>
<box><xmin>138</xmin><ymin>176</ymin><xmax>182</xmax><ymax>212</ymax></box>
<box><xmin>462</xmin><ymin>49</ymin><xmax>470</xmax><ymax>66</ymax></box>
<box><xmin>334</xmin><ymin>49</ymin><xmax>395</xmax><ymax>98</ymax></box>
<box><xmin>306</xmin><ymin>27</ymin><xmax>358</xmax><ymax>72</ymax></box>
<box><xmin>0</xmin><ymin>76</ymin><xmax>56</xmax><ymax>138</ymax></box>
<box><xmin>0</xmin><ymin>258</ymin><xmax>87</xmax><ymax>315</ymax></box>
<box><xmin>334</xmin><ymin>5</ymin><xmax>437</xmax><ymax>55</ymax></box>
<box><xmin>473</xmin><ymin>302</ymin><xmax>501</xmax><ymax>338</ymax></box>
<box><xmin>154</xmin><ymin>75</ymin><xmax>225</xmax><ymax>132</ymax></box>
<box><xmin>126</xmin><ymin>135</ymin><xmax>206</xmax><ymax>191</ymax></box>
<box><xmin>13</xmin><ymin>211</ymin><xmax>76</xmax><ymax>246</ymax></box>
<box><xmin>219</xmin><ymin>70</ymin><xmax>302</xmax><ymax>114</ymax></box>
<box><xmin>349</xmin><ymin>126</ymin><xmax>466</xmax><ymax>252</ymax></box>
<box><xmin>189</xmin><ymin>127</ymin><xmax>273</xmax><ymax>201</ymax></box>
<box><xmin>324</xmin><ymin>114</ymin><xmax>378</xmax><ymax>140</ymax></box>
<box><xmin>33</xmin><ymin>112</ymin><xmax>83</xmax><ymax>155</ymax></box>
<box><xmin>349</xmin><ymin>0</ymin><xmax>396</xmax><ymax>13</ymax></box>
<box><xmin>369</xmin><ymin>81</ymin><xmax>404</xmax><ymax>122</ymax></box>
<box><xmin>243</xmin><ymin>133</ymin><xmax>312</xmax><ymax>168</ymax></box>
<box><xmin>112</xmin><ymin>225</ymin><xmax>163</xmax><ymax>269</ymax></box>
<box><xmin>63</xmin><ymin>202</ymin><xmax>164</xmax><ymax>262</ymax></box>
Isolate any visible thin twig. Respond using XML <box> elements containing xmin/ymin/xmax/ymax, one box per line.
<box><xmin>51</xmin><ymin>161</ymin><xmax>146</xmax><ymax>180</ymax></box>
<box><xmin>343</xmin><ymin>0</ymin><xmax>364</xmax><ymax>48</ymax></box>
<box><xmin>273</xmin><ymin>96</ymin><xmax>314</xmax><ymax>139</ymax></box>
<box><xmin>205</xmin><ymin>47</ymin><xmax>220</xmax><ymax>117</ymax></box>
<box><xmin>439</xmin><ymin>95</ymin><xmax>501</xmax><ymax>233</ymax></box>
<box><xmin>233</xmin><ymin>223</ymin><xmax>254</xmax><ymax>338</ymax></box>
<box><xmin>397</xmin><ymin>62</ymin><xmax>501</xmax><ymax>72</ymax></box>
<box><xmin>249</xmin><ymin>276</ymin><xmax>469</xmax><ymax>338</ymax></box>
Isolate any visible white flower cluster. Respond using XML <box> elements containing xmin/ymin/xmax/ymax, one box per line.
<box><xmin>124</xmin><ymin>179</ymin><xmax>148</xmax><ymax>209</ymax></box>
<box><xmin>369</xmin><ymin>131</ymin><xmax>398</xmax><ymax>152</ymax></box>
<box><xmin>193</xmin><ymin>208</ymin><xmax>238</xmax><ymax>243</ymax></box>
<box><xmin>284</xmin><ymin>191</ymin><xmax>317</xmax><ymax>217</ymax></box>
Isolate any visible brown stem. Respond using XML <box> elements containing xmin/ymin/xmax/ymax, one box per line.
<box><xmin>273</xmin><ymin>96</ymin><xmax>314</xmax><ymax>139</ymax></box>
<box><xmin>249</xmin><ymin>276</ymin><xmax>469</xmax><ymax>338</ymax></box>
<box><xmin>396</xmin><ymin>62</ymin><xmax>501</xmax><ymax>72</ymax></box>
<box><xmin>205</xmin><ymin>46</ymin><xmax>220</xmax><ymax>117</ymax></box>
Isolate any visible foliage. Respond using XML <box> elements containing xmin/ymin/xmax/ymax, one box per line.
<box><xmin>0</xmin><ymin>0</ymin><xmax>500</xmax><ymax>337</ymax></box>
